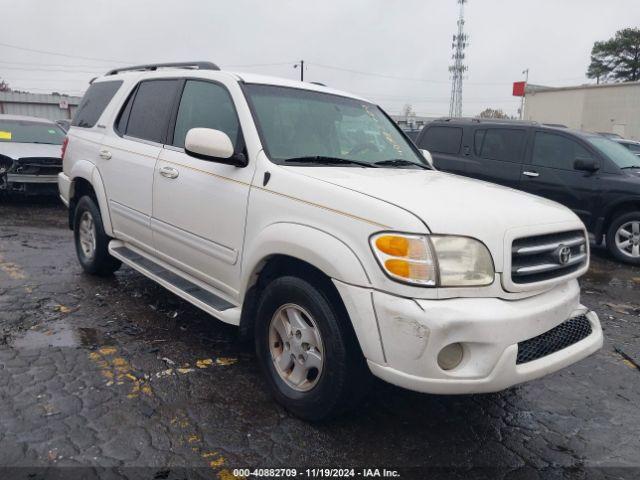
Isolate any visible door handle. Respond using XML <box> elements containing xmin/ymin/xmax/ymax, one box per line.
<box><xmin>159</xmin><ymin>166</ymin><xmax>179</xmax><ymax>179</ymax></box>
<box><xmin>523</xmin><ymin>170</ymin><xmax>539</xmax><ymax>178</ymax></box>
<box><xmin>99</xmin><ymin>149</ymin><xmax>112</xmax><ymax>160</ymax></box>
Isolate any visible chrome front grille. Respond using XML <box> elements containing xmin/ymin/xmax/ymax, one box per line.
<box><xmin>511</xmin><ymin>230</ymin><xmax>587</xmax><ymax>284</ymax></box>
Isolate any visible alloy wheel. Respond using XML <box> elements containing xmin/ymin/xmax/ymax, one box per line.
<box><xmin>615</xmin><ymin>220</ymin><xmax>640</xmax><ymax>258</ymax></box>
<box><xmin>268</xmin><ymin>303</ymin><xmax>324</xmax><ymax>392</ymax></box>
<box><xmin>78</xmin><ymin>211</ymin><xmax>97</xmax><ymax>260</ymax></box>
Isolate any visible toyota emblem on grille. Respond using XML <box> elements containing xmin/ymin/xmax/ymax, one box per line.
<box><xmin>556</xmin><ymin>245</ymin><xmax>572</xmax><ymax>265</ymax></box>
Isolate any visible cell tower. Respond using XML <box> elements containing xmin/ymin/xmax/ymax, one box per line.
<box><xmin>449</xmin><ymin>0</ymin><xmax>468</xmax><ymax>118</ymax></box>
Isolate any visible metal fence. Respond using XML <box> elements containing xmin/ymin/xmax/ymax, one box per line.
<box><xmin>0</xmin><ymin>91</ymin><xmax>83</xmax><ymax>122</ymax></box>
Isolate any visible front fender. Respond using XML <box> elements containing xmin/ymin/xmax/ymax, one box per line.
<box><xmin>69</xmin><ymin>160</ymin><xmax>114</xmax><ymax>237</ymax></box>
<box><xmin>240</xmin><ymin>222</ymin><xmax>372</xmax><ymax>295</ymax></box>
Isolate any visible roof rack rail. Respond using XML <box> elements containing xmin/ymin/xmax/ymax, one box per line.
<box><xmin>435</xmin><ymin>117</ymin><xmax>541</xmax><ymax>126</ymax></box>
<box><xmin>105</xmin><ymin>61</ymin><xmax>220</xmax><ymax>76</ymax></box>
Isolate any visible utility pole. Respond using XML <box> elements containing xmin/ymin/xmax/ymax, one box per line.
<box><xmin>520</xmin><ymin>68</ymin><xmax>529</xmax><ymax>120</ymax></box>
<box><xmin>448</xmin><ymin>0</ymin><xmax>468</xmax><ymax>118</ymax></box>
<box><xmin>294</xmin><ymin>60</ymin><xmax>305</xmax><ymax>81</ymax></box>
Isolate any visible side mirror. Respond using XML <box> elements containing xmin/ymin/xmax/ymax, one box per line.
<box><xmin>420</xmin><ymin>149</ymin><xmax>435</xmax><ymax>169</ymax></box>
<box><xmin>185</xmin><ymin>128</ymin><xmax>245</xmax><ymax>166</ymax></box>
<box><xmin>574</xmin><ymin>158</ymin><xmax>599</xmax><ymax>172</ymax></box>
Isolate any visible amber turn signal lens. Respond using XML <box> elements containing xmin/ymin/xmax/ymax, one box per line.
<box><xmin>370</xmin><ymin>233</ymin><xmax>437</xmax><ymax>286</ymax></box>
<box><xmin>376</xmin><ymin>235</ymin><xmax>409</xmax><ymax>257</ymax></box>
<box><xmin>384</xmin><ymin>259</ymin><xmax>410</xmax><ymax>278</ymax></box>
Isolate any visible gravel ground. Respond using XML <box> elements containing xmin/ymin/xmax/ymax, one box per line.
<box><xmin>1</xmin><ymin>196</ymin><xmax>639</xmax><ymax>479</ymax></box>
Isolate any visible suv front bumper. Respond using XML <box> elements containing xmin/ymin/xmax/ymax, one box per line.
<box><xmin>335</xmin><ymin>279</ymin><xmax>602</xmax><ymax>394</ymax></box>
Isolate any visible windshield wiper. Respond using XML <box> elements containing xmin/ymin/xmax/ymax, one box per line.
<box><xmin>283</xmin><ymin>156</ymin><xmax>376</xmax><ymax>168</ymax></box>
<box><xmin>373</xmin><ymin>159</ymin><xmax>429</xmax><ymax>169</ymax></box>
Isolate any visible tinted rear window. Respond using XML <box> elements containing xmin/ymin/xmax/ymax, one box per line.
<box><xmin>418</xmin><ymin>126</ymin><xmax>462</xmax><ymax>154</ymax></box>
<box><xmin>72</xmin><ymin>81</ymin><xmax>122</xmax><ymax>128</ymax></box>
<box><xmin>124</xmin><ymin>80</ymin><xmax>180</xmax><ymax>143</ymax></box>
<box><xmin>475</xmin><ymin>128</ymin><xmax>525</xmax><ymax>163</ymax></box>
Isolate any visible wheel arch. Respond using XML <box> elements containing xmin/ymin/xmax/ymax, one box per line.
<box><xmin>68</xmin><ymin>160</ymin><xmax>113</xmax><ymax>236</ymax></box>
<box><xmin>238</xmin><ymin>223</ymin><xmax>372</xmax><ymax>340</ymax></box>
<box><xmin>602</xmin><ymin>199</ymin><xmax>640</xmax><ymax>239</ymax></box>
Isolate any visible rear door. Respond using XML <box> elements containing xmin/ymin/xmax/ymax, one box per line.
<box><xmin>416</xmin><ymin>125</ymin><xmax>466</xmax><ymax>175</ymax></box>
<box><xmin>519</xmin><ymin>130</ymin><xmax>601</xmax><ymax>229</ymax></box>
<box><xmin>100</xmin><ymin>79</ymin><xmax>181</xmax><ymax>252</ymax></box>
<box><xmin>462</xmin><ymin>127</ymin><xmax>528</xmax><ymax>189</ymax></box>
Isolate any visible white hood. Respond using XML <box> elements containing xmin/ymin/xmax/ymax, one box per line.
<box><xmin>291</xmin><ymin>167</ymin><xmax>582</xmax><ymax>271</ymax></box>
<box><xmin>0</xmin><ymin>142</ymin><xmax>62</xmax><ymax>160</ymax></box>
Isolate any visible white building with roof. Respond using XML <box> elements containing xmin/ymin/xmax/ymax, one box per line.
<box><xmin>523</xmin><ymin>81</ymin><xmax>640</xmax><ymax>140</ymax></box>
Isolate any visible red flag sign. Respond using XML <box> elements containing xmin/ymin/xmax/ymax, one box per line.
<box><xmin>513</xmin><ymin>81</ymin><xmax>526</xmax><ymax>97</ymax></box>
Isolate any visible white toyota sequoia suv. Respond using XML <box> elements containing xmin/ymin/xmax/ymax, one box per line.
<box><xmin>59</xmin><ymin>62</ymin><xmax>603</xmax><ymax>420</ymax></box>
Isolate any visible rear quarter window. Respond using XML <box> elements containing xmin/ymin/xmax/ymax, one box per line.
<box><xmin>418</xmin><ymin>126</ymin><xmax>462</xmax><ymax>154</ymax></box>
<box><xmin>71</xmin><ymin>81</ymin><xmax>123</xmax><ymax>128</ymax></box>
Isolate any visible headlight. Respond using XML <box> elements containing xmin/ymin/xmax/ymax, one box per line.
<box><xmin>370</xmin><ymin>233</ymin><xmax>494</xmax><ymax>287</ymax></box>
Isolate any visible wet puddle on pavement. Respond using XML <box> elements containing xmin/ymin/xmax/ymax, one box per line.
<box><xmin>11</xmin><ymin>320</ymin><xmax>101</xmax><ymax>349</ymax></box>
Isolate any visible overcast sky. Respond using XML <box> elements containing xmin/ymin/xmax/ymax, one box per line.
<box><xmin>1</xmin><ymin>0</ymin><xmax>638</xmax><ymax>117</ymax></box>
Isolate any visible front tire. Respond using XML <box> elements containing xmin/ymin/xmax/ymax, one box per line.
<box><xmin>73</xmin><ymin>195</ymin><xmax>121</xmax><ymax>275</ymax></box>
<box><xmin>255</xmin><ymin>276</ymin><xmax>371</xmax><ymax>421</ymax></box>
<box><xmin>606</xmin><ymin>211</ymin><xmax>640</xmax><ymax>265</ymax></box>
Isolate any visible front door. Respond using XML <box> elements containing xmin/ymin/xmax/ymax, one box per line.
<box><xmin>152</xmin><ymin>79</ymin><xmax>255</xmax><ymax>298</ymax></box>
<box><xmin>519</xmin><ymin>130</ymin><xmax>601</xmax><ymax>229</ymax></box>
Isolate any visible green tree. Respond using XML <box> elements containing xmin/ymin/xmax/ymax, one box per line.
<box><xmin>0</xmin><ymin>78</ymin><xmax>10</xmax><ymax>92</ymax></box>
<box><xmin>587</xmin><ymin>28</ymin><xmax>640</xmax><ymax>83</ymax></box>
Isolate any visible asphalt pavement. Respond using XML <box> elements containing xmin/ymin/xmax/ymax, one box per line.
<box><xmin>1</xmin><ymin>196</ymin><xmax>639</xmax><ymax>480</ymax></box>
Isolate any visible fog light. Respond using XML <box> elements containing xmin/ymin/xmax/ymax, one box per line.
<box><xmin>438</xmin><ymin>343</ymin><xmax>463</xmax><ymax>371</ymax></box>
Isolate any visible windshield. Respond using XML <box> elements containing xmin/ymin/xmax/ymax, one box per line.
<box><xmin>586</xmin><ymin>136</ymin><xmax>640</xmax><ymax>169</ymax></box>
<box><xmin>0</xmin><ymin>120</ymin><xmax>65</xmax><ymax>145</ymax></box>
<box><xmin>244</xmin><ymin>84</ymin><xmax>426</xmax><ymax>168</ymax></box>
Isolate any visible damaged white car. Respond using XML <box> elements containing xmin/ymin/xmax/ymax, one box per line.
<box><xmin>0</xmin><ymin>114</ymin><xmax>65</xmax><ymax>195</ymax></box>
<box><xmin>59</xmin><ymin>62</ymin><xmax>603</xmax><ymax>420</ymax></box>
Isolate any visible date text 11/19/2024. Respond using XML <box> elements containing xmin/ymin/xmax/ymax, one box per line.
<box><xmin>231</xmin><ymin>468</ymin><xmax>401</xmax><ymax>478</ymax></box>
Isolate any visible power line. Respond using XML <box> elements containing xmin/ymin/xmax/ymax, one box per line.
<box><xmin>0</xmin><ymin>41</ymin><xmax>131</xmax><ymax>64</ymax></box>
<box><xmin>311</xmin><ymin>62</ymin><xmax>450</xmax><ymax>84</ymax></box>
<box><xmin>0</xmin><ymin>59</ymin><xmax>114</xmax><ymax>69</ymax></box>
<box><xmin>359</xmin><ymin>91</ymin><xmax>522</xmax><ymax>101</ymax></box>
<box><xmin>0</xmin><ymin>65</ymin><xmax>103</xmax><ymax>74</ymax></box>
<box><xmin>0</xmin><ymin>77</ymin><xmax>91</xmax><ymax>83</ymax></box>
<box><xmin>309</xmin><ymin>61</ymin><xmax>510</xmax><ymax>86</ymax></box>
<box><xmin>223</xmin><ymin>61</ymin><xmax>296</xmax><ymax>68</ymax></box>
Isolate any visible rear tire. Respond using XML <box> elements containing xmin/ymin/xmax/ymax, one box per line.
<box><xmin>73</xmin><ymin>195</ymin><xmax>121</xmax><ymax>276</ymax></box>
<box><xmin>606</xmin><ymin>211</ymin><xmax>640</xmax><ymax>265</ymax></box>
<box><xmin>255</xmin><ymin>276</ymin><xmax>371</xmax><ymax>421</ymax></box>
